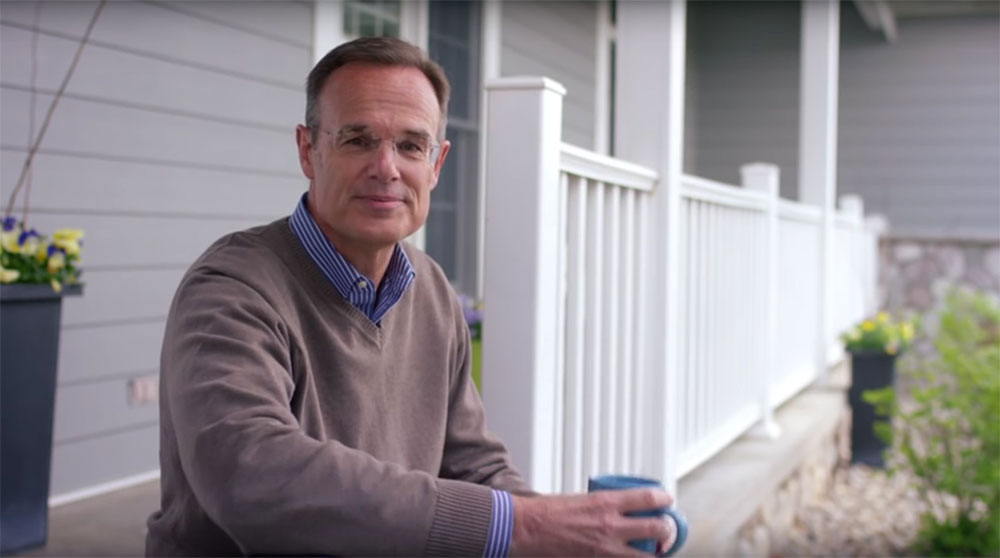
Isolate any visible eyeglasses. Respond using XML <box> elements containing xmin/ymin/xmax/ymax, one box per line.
<box><xmin>317</xmin><ymin>129</ymin><xmax>441</xmax><ymax>163</ymax></box>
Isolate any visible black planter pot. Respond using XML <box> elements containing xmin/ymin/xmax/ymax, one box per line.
<box><xmin>848</xmin><ymin>351</ymin><xmax>896</xmax><ymax>468</ymax></box>
<box><xmin>0</xmin><ymin>283</ymin><xmax>83</xmax><ymax>554</ymax></box>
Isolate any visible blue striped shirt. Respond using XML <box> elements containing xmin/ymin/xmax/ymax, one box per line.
<box><xmin>289</xmin><ymin>194</ymin><xmax>414</xmax><ymax>324</ymax></box>
<box><xmin>287</xmin><ymin>194</ymin><xmax>514</xmax><ymax>556</ymax></box>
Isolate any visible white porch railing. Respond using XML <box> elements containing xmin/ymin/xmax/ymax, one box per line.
<box><xmin>481</xmin><ymin>77</ymin><xmax>882</xmax><ymax>494</ymax></box>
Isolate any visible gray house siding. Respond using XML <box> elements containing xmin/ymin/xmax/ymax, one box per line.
<box><xmin>0</xmin><ymin>0</ymin><xmax>311</xmax><ymax>497</ymax></box>
<box><xmin>838</xmin><ymin>10</ymin><xmax>1000</xmax><ymax>241</ymax></box>
<box><xmin>500</xmin><ymin>0</ymin><xmax>598</xmax><ymax>149</ymax></box>
<box><xmin>684</xmin><ymin>1</ymin><xmax>1000</xmax><ymax>241</ymax></box>
<box><xmin>684</xmin><ymin>1</ymin><xmax>801</xmax><ymax>196</ymax></box>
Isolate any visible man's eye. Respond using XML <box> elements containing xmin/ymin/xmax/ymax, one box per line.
<box><xmin>398</xmin><ymin>141</ymin><xmax>425</xmax><ymax>154</ymax></box>
<box><xmin>342</xmin><ymin>136</ymin><xmax>374</xmax><ymax>148</ymax></box>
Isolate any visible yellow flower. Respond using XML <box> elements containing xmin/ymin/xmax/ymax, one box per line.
<box><xmin>52</xmin><ymin>229</ymin><xmax>84</xmax><ymax>243</ymax></box>
<box><xmin>36</xmin><ymin>241</ymin><xmax>50</xmax><ymax>263</ymax></box>
<box><xmin>54</xmin><ymin>238</ymin><xmax>81</xmax><ymax>256</ymax></box>
<box><xmin>886</xmin><ymin>344</ymin><xmax>897</xmax><ymax>355</ymax></box>
<box><xmin>876</xmin><ymin>312</ymin><xmax>889</xmax><ymax>324</ymax></box>
<box><xmin>1</xmin><ymin>231</ymin><xmax>19</xmax><ymax>253</ymax></box>
<box><xmin>50</xmin><ymin>278</ymin><xmax>62</xmax><ymax>293</ymax></box>
<box><xmin>47</xmin><ymin>251</ymin><xmax>65</xmax><ymax>274</ymax></box>
<box><xmin>0</xmin><ymin>266</ymin><xmax>20</xmax><ymax>283</ymax></box>
<box><xmin>901</xmin><ymin>322</ymin><xmax>914</xmax><ymax>342</ymax></box>
<box><xmin>861</xmin><ymin>320</ymin><xmax>875</xmax><ymax>332</ymax></box>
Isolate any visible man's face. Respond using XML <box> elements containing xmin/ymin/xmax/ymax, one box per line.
<box><xmin>295</xmin><ymin>63</ymin><xmax>450</xmax><ymax>250</ymax></box>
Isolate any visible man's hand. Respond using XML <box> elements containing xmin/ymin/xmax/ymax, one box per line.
<box><xmin>508</xmin><ymin>489</ymin><xmax>677</xmax><ymax>557</ymax></box>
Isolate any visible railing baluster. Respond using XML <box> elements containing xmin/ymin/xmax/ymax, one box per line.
<box><xmin>564</xmin><ymin>175</ymin><xmax>588</xmax><ymax>492</ymax></box>
<box><xmin>618</xmin><ymin>188</ymin><xmax>636</xmax><ymax>474</ymax></box>
<box><xmin>632</xmin><ymin>189</ymin><xmax>650</xmax><ymax>473</ymax></box>
<box><xmin>676</xmin><ymin>199</ymin><xmax>689</xmax><ymax>452</ymax></box>
<box><xmin>584</xmin><ymin>180</ymin><xmax>605</xmax><ymax>478</ymax></box>
<box><xmin>552</xmin><ymin>172</ymin><xmax>569</xmax><ymax>491</ymax></box>
<box><xmin>601</xmin><ymin>185</ymin><xmax>621</xmax><ymax>473</ymax></box>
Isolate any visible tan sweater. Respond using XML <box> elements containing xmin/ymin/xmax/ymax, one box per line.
<box><xmin>146</xmin><ymin>219</ymin><xmax>529</xmax><ymax>557</ymax></box>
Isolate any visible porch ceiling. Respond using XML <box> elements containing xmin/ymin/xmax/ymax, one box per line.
<box><xmin>888</xmin><ymin>0</ymin><xmax>1000</xmax><ymax>19</ymax></box>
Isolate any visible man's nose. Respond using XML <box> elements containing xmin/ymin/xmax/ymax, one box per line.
<box><xmin>368</xmin><ymin>141</ymin><xmax>401</xmax><ymax>183</ymax></box>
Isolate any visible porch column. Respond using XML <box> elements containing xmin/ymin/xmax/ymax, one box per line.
<box><xmin>614</xmin><ymin>0</ymin><xmax>686</xmax><ymax>492</ymax></box>
<box><xmin>481</xmin><ymin>77</ymin><xmax>566</xmax><ymax>493</ymax></box>
<box><xmin>798</xmin><ymin>0</ymin><xmax>840</xmax><ymax>379</ymax></box>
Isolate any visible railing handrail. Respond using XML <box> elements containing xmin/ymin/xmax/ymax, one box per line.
<box><xmin>835</xmin><ymin>212</ymin><xmax>863</xmax><ymax>229</ymax></box>
<box><xmin>559</xmin><ymin>143</ymin><xmax>659</xmax><ymax>191</ymax></box>
<box><xmin>680</xmin><ymin>173</ymin><xmax>769</xmax><ymax>211</ymax></box>
<box><xmin>778</xmin><ymin>199</ymin><xmax>824</xmax><ymax>223</ymax></box>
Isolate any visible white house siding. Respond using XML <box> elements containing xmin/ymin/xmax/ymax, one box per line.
<box><xmin>838</xmin><ymin>10</ymin><xmax>1000</xmax><ymax>241</ymax></box>
<box><xmin>0</xmin><ymin>0</ymin><xmax>311</xmax><ymax>497</ymax></box>
<box><xmin>684</xmin><ymin>1</ymin><xmax>801</xmax><ymax>196</ymax></box>
<box><xmin>499</xmin><ymin>0</ymin><xmax>598</xmax><ymax>149</ymax></box>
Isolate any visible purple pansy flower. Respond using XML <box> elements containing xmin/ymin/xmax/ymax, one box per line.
<box><xmin>2</xmin><ymin>217</ymin><xmax>16</xmax><ymax>232</ymax></box>
<box><xmin>18</xmin><ymin>229</ymin><xmax>39</xmax><ymax>245</ymax></box>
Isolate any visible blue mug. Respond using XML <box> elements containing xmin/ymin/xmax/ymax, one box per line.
<box><xmin>587</xmin><ymin>475</ymin><xmax>688</xmax><ymax>557</ymax></box>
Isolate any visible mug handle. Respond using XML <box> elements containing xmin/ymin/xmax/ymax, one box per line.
<box><xmin>660</xmin><ymin>508</ymin><xmax>688</xmax><ymax>557</ymax></box>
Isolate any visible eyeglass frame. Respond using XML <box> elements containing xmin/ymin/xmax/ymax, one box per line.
<box><xmin>312</xmin><ymin>126</ymin><xmax>443</xmax><ymax>164</ymax></box>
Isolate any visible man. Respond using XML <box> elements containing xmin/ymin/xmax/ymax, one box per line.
<box><xmin>146</xmin><ymin>37</ymin><xmax>675</xmax><ymax>557</ymax></box>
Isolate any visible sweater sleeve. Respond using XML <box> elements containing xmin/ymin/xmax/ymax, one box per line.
<box><xmin>162</xmin><ymin>270</ymin><xmax>493</xmax><ymax>556</ymax></box>
<box><xmin>436</xmin><ymin>314</ymin><xmax>535</xmax><ymax>497</ymax></box>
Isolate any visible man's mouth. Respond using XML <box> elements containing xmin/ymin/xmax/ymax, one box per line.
<box><xmin>356</xmin><ymin>195</ymin><xmax>405</xmax><ymax>209</ymax></box>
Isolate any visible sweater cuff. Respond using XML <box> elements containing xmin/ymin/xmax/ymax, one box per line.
<box><xmin>425</xmin><ymin>480</ymin><xmax>494</xmax><ymax>556</ymax></box>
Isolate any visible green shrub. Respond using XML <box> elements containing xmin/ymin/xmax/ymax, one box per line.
<box><xmin>864</xmin><ymin>289</ymin><xmax>1000</xmax><ymax>557</ymax></box>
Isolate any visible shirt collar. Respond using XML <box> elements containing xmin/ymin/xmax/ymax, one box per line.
<box><xmin>288</xmin><ymin>193</ymin><xmax>415</xmax><ymax>322</ymax></box>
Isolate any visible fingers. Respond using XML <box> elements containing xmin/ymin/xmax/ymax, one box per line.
<box><xmin>657</xmin><ymin>515</ymin><xmax>678</xmax><ymax>556</ymax></box>
<box><xmin>614</xmin><ymin>515</ymin><xmax>674</xmax><ymax>543</ymax></box>
<box><xmin>609</xmin><ymin>488</ymin><xmax>674</xmax><ymax>513</ymax></box>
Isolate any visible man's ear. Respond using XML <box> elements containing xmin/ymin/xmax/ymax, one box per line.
<box><xmin>429</xmin><ymin>139</ymin><xmax>451</xmax><ymax>190</ymax></box>
<box><xmin>296</xmin><ymin>125</ymin><xmax>315</xmax><ymax>180</ymax></box>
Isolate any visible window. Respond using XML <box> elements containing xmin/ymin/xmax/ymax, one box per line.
<box><xmin>314</xmin><ymin>0</ymin><xmax>484</xmax><ymax>296</ymax></box>
<box><xmin>343</xmin><ymin>0</ymin><xmax>401</xmax><ymax>39</ymax></box>
<box><xmin>425</xmin><ymin>0</ymin><xmax>482</xmax><ymax>296</ymax></box>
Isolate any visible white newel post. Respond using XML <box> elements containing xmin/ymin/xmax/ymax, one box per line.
<box><xmin>481</xmin><ymin>77</ymin><xmax>566</xmax><ymax>493</ymax></box>
<box><xmin>615</xmin><ymin>0</ymin><xmax>686</xmax><ymax>493</ymax></box>
<box><xmin>799</xmin><ymin>0</ymin><xmax>840</xmax><ymax>379</ymax></box>
<box><xmin>741</xmin><ymin>163</ymin><xmax>782</xmax><ymax>439</ymax></box>
<box><xmin>839</xmin><ymin>195</ymin><xmax>863</xmax><ymax>222</ymax></box>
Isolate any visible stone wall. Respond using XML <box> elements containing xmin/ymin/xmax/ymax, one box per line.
<box><xmin>880</xmin><ymin>238</ymin><xmax>1000</xmax><ymax>314</ymax></box>
<box><xmin>734</xmin><ymin>405</ymin><xmax>850</xmax><ymax>556</ymax></box>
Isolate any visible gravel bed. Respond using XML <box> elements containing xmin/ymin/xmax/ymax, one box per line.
<box><xmin>769</xmin><ymin>464</ymin><xmax>925</xmax><ymax>557</ymax></box>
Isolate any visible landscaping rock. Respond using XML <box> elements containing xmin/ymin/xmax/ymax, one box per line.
<box><xmin>765</xmin><ymin>465</ymin><xmax>924</xmax><ymax>557</ymax></box>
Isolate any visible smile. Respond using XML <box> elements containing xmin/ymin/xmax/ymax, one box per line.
<box><xmin>356</xmin><ymin>195</ymin><xmax>405</xmax><ymax>209</ymax></box>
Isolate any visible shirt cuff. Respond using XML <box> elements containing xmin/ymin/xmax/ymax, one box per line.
<box><xmin>483</xmin><ymin>490</ymin><xmax>514</xmax><ymax>557</ymax></box>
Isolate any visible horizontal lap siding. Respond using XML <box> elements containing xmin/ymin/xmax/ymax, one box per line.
<box><xmin>685</xmin><ymin>1</ymin><xmax>801</xmax><ymax>197</ymax></box>
<box><xmin>838</xmin><ymin>12</ymin><xmax>1000</xmax><ymax>241</ymax></box>
<box><xmin>0</xmin><ymin>0</ymin><xmax>312</xmax><ymax>497</ymax></box>
<box><xmin>685</xmin><ymin>1</ymin><xmax>999</xmax><ymax>241</ymax></box>
<box><xmin>500</xmin><ymin>0</ymin><xmax>597</xmax><ymax>149</ymax></box>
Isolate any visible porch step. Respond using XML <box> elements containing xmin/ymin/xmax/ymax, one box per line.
<box><xmin>676</xmin><ymin>361</ymin><xmax>849</xmax><ymax>556</ymax></box>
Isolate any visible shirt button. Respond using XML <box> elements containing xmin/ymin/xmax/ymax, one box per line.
<box><xmin>356</xmin><ymin>279</ymin><xmax>367</xmax><ymax>289</ymax></box>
